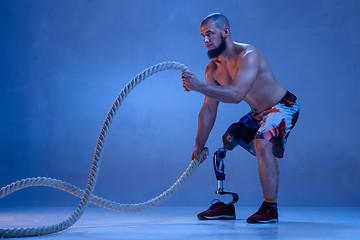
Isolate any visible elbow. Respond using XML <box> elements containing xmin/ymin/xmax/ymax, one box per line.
<box><xmin>224</xmin><ymin>89</ymin><xmax>243</xmax><ymax>104</ymax></box>
<box><xmin>230</xmin><ymin>94</ymin><xmax>243</xmax><ymax>104</ymax></box>
<box><xmin>233</xmin><ymin>98</ymin><xmax>242</xmax><ymax>104</ymax></box>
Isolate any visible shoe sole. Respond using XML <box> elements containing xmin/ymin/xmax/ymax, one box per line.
<box><xmin>198</xmin><ymin>215</ymin><xmax>236</xmax><ymax>220</ymax></box>
<box><xmin>247</xmin><ymin>219</ymin><xmax>279</xmax><ymax>224</ymax></box>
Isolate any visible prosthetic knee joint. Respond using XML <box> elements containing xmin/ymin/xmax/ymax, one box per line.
<box><xmin>213</xmin><ymin>148</ymin><xmax>239</xmax><ymax>205</ymax></box>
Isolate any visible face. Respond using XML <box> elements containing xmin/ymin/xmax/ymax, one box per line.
<box><xmin>200</xmin><ymin>20</ymin><xmax>227</xmax><ymax>59</ymax></box>
<box><xmin>207</xmin><ymin>36</ymin><xmax>226</xmax><ymax>59</ymax></box>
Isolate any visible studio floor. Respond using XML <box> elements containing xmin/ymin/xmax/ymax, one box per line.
<box><xmin>0</xmin><ymin>206</ymin><xmax>359</xmax><ymax>240</ymax></box>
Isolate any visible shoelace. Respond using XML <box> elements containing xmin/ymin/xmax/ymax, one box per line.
<box><xmin>209</xmin><ymin>199</ymin><xmax>223</xmax><ymax>210</ymax></box>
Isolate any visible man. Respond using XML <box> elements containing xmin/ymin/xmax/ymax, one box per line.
<box><xmin>182</xmin><ymin>13</ymin><xmax>299</xmax><ymax>223</ymax></box>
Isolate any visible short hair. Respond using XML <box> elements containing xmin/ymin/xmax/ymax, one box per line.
<box><xmin>201</xmin><ymin>13</ymin><xmax>230</xmax><ymax>30</ymax></box>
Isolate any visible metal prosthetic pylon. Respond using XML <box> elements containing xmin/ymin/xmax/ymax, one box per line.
<box><xmin>213</xmin><ymin>148</ymin><xmax>239</xmax><ymax>205</ymax></box>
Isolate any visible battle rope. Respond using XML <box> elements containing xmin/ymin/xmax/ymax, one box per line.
<box><xmin>0</xmin><ymin>61</ymin><xmax>209</xmax><ymax>238</ymax></box>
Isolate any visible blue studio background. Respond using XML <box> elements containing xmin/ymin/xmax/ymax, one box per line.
<box><xmin>1</xmin><ymin>0</ymin><xmax>359</xmax><ymax>208</ymax></box>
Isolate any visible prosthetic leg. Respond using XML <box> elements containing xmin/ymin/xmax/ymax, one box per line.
<box><xmin>196</xmin><ymin>148</ymin><xmax>240</xmax><ymax>220</ymax></box>
<box><xmin>213</xmin><ymin>148</ymin><xmax>239</xmax><ymax>205</ymax></box>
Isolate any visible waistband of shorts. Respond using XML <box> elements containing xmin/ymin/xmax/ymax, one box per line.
<box><xmin>279</xmin><ymin>91</ymin><xmax>297</xmax><ymax>105</ymax></box>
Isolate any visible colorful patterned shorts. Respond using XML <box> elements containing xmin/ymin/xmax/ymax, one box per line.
<box><xmin>223</xmin><ymin>91</ymin><xmax>300</xmax><ymax>158</ymax></box>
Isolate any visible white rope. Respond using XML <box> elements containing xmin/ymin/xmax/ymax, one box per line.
<box><xmin>0</xmin><ymin>62</ymin><xmax>209</xmax><ymax>238</ymax></box>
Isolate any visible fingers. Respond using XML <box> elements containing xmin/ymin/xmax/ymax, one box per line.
<box><xmin>183</xmin><ymin>86</ymin><xmax>190</xmax><ymax>92</ymax></box>
<box><xmin>181</xmin><ymin>72</ymin><xmax>193</xmax><ymax>78</ymax></box>
<box><xmin>181</xmin><ymin>72</ymin><xmax>196</xmax><ymax>92</ymax></box>
<box><xmin>199</xmin><ymin>154</ymin><xmax>207</xmax><ymax>164</ymax></box>
<box><xmin>191</xmin><ymin>150</ymin><xmax>207</xmax><ymax>165</ymax></box>
<box><xmin>191</xmin><ymin>151</ymin><xmax>199</xmax><ymax>161</ymax></box>
<box><xmin>181</xmin><ymin>73</ymin><xmax>195</xmax><ymax>82</ymax></box>
<box><xmin>182</xmin><ymin>79</ymin><xmax>190</xmax><ymax>92</ymax></box>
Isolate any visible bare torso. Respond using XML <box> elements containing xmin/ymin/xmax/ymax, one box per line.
<box><xmin>207</xmin><ymin>43</ymin><xmax>287</xmax><ymax>113</ymax></box>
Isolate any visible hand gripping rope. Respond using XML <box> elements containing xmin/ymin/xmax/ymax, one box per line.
<box><xmin>0</xmin><ymin>62</ymin><xmax>209</xmax><ymax>238</ymax></box>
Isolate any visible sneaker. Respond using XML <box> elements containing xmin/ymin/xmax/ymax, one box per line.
<box><xmin>246</xmin><ymin>202</ymin><xmax>279</xmax><ymax>223</ymax></box>
<box><xmin>197</xmin><ymin>199</ymin><xmax>236</xmax><ymax>220</ymax></box>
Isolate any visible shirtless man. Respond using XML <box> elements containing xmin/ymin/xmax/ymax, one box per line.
<box><xmin>182</xmin><ymin>13</ymin><xmax>299</xmax><ymax>223</ymax></box>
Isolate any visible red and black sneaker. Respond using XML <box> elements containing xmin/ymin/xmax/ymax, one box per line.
<box><xmin>246</xmin><ymin>202</ymin><xmax>279</xmax><ymax>223</ymax></box>
<box><xmin>197</xmin><ymin>199</ymin><xmax>236</xmax><ymax>220</ymax></box>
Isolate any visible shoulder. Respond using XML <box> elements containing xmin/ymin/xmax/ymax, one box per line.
<box><xmin>234</xmin><ymin>43</ymin><xmax>261</xmax><ymax>68</ymax></box>
<box><xmin>205</xmin><ymin>60</ymin><xmax>217</xmax><ymax>74</ymax></box>
<box><xmin>237</xmin><ymin>43</ymin><xmax>260</xmax><ymax>60</ymax></box>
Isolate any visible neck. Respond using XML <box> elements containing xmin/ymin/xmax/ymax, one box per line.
<box><xmin>219</xmin><ymin>40</ymin><xmax>238</xmax><ymax>61</ymax></box>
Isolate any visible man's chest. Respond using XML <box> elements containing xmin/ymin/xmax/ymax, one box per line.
<box><xmin>213</xmin><ymin>60</ymin><xmax>242</xmax><ymax>85</ymax></box>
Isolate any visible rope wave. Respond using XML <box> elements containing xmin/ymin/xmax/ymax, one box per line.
<box><xmin>0</xmin><ymin>61</ymin><xmax>208</xmax><ymax>238</ymax></box>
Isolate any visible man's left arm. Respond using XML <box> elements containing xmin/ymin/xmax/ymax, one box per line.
<box><xmin>183</xmin><ymin>51</ymin><xmax>260</xmax><ymax>103</ymax></box>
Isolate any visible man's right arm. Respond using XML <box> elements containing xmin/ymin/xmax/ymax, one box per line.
<box><xmin>192</xmin><ymin>68</ymin><xmax>219</xmax><ymax>163</ymax></box>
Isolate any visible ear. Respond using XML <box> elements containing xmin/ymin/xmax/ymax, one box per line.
<box><xmin>223</xmin><ymin>27</ymin><xmax>230</xmax><ymax>39</ymax></box>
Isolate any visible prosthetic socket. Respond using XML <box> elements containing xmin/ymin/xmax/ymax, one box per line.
<box><xmin>213</xmin><ymin>148</ymin><xmax>239</xmax><ymax>205</ymax></box>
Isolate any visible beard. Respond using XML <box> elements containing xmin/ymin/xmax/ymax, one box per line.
<box><xmin>207</xmin><ymin>36</ymin><xmax>226</xmax><ymax>59</ymax></box>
